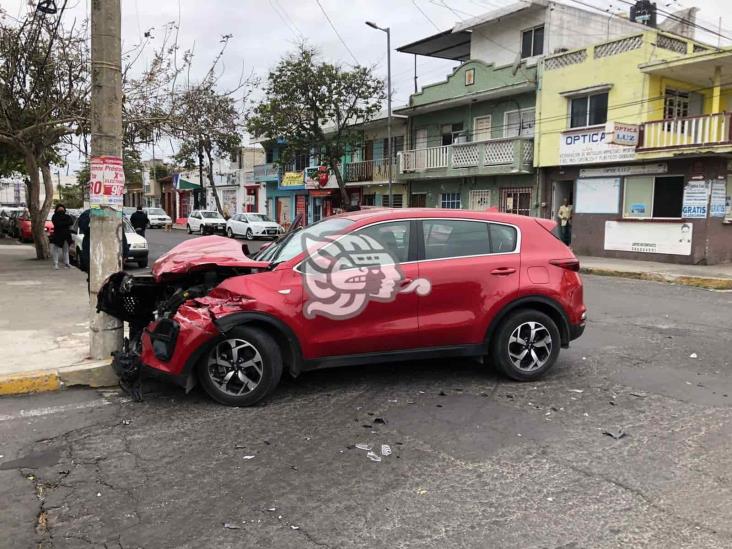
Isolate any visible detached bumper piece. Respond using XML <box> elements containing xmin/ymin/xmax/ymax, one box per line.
<box><xmin>112</xmin><ymin>339</ymin><xmax>144</xmax><ymax>402</ymax></box>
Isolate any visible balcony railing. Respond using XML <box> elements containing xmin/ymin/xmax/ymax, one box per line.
<box><xmin>639</xmin><ymin>113</ymin><xmax>732</xmax><ymax>150</ymax></box>
<box><xmin>252</xmin><ymin>162</ymin><xmax>280</xmax><ymax>181</ymax></box>
<box><xmin>344</xmin><ymin>158</ymin><xmax>397</xmax><ymax>182</ymax></box>
<box><xmin>398</xmin><ymin>137</ymin><xmax>533</xmax><ymax>174</ymax></box>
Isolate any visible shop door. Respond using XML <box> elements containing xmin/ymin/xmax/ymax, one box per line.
<box><xmin>411</xmin><ymin>193</ymin><xmax>427</xmax><ymax>207</ymax></box>
<box><xmin>551</xmin><ymin>181</ymin><xmax>573</xmax><ymax>221</ymax></box>
<box><xmin>469</xmin><ymin>189</ymin><xmax>492</xmax><ymax>211</ymax></box>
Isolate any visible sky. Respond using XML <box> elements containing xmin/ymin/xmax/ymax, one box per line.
<box><xmin>3</xmin><ymin>0</ymin><xmax>731</xmax><ymax>171</ymax></box>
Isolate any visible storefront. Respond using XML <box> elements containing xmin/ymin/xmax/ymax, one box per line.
<box><xmin>543</xmin><ymin>158</ymin><xmax>732</xmax><ymax>264</ymax></box>
<box><xmin>265</xmin><ymin>171</ymin><xmax>309</xmax><ymax>228</ymax></box>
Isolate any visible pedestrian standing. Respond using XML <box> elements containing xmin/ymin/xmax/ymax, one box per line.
<box><xmin>558</xmin><ymin>198</ymin><xmax>573</xmax><ymax>246</ymax></box>
<box><xmin>130</xmin><ymin>205</ymin><xmax>148</xmax><ymax>238</ymax></box>
<box><xmin>50</xmin><ymin>204</ymin><xmax>73</xmax><ymax>270</ymax></box>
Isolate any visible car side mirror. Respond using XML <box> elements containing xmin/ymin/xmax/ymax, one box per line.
<box><xmin>241</xmin><ymin>243</ymin><xmax>250</xmax><ymax>257</ymax></box>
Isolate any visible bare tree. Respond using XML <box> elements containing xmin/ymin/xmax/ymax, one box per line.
<box><xmin>0</xmin><ymin>4</ymin><xmax>89</xmax><ymax>258</ymax></box>
<box><xmin>246</xmin><ymin>45</ymin><xmax>385</xmax><ymax>206</ymax></box>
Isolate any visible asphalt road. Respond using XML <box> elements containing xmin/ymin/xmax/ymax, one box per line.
<box><xmin>1</xmin><ymin>276</ymin><xmax>732</xmax><ymax>548</ymax></box>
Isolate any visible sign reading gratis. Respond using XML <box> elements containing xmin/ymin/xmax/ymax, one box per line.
<box><xmin>559</xmin><ymin>126</ymin><xmax>636</xmax><ymax>166</ymax></box>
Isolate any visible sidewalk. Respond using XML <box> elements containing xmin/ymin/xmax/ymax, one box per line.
<box><xmin>578</xmin><ymin>256</ymin><xmax>732</xmax><ymax>290</ymax></box>
<box><xmin>0</xmin><ymin>240</ymin><xmax>117</xmax><ymax>395</ymax></box>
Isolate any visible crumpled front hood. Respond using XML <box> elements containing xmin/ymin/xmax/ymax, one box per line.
<box><xmin>151</xmin><ymin>236</ymin><xmax>270</xmax><ymax>281</ymax></box>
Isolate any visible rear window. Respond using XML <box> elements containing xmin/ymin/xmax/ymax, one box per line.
<box><xmin>423</xmin><ymin>220</ymin><xmax>491</xmax><ymax>260</ymax></box>
<box><xmin>489</xmin><ymin>224</ymin><xmax>518</xmax><ymax>253</ymax></box>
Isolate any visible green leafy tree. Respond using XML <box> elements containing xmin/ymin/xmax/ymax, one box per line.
<box><xmin>247</xmin><ymin>46</ymin><xmax>385</xmax><ymax>205</ymax></box>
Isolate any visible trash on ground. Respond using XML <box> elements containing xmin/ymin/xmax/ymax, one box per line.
<box><xmin>373</xmin><ymin>417</ymin><xmax>386</xmax><ymax>425</ymax></box>
<box><xmin>267</xmin><ymin>508</ymin><xmax>276</xmax><ymax>512</ymax></box>
<box><xmin>568</xmin><ymin>389</ymin><xmax>584</xmax><ymax>393</ymax></box>
<box><xmin>438</xmin><ymin>390</ymin><xmax>447</xmax><ymax>396</ymax></box>
<box><xmin>290</xmin><ymin>525</ymin><xmax>300</xmax><ymax>530</ymax></box>
<box><xmin>381</xmin><ymin>444</ymin><xmax>392</xmax><ymax>456</ymax></box>
<box><xmin>234</xmin><ymin>444</ymin><xmax>246</xmax><ymax>449</ymax></box>
<box><xmin>417</xmin><ymin>489</ymin><xmax>428</xmax><ymax>495</ymax></box>
<box><xmin>242</xmin><ymin>455</ymin><xmax>255</xmax><ymax>460</ymax></box>
<box><xmin>355</xmin><ymin>443</ymin><xmax>372</xmax><ymax>451</ymax></box>
<box><xmin>629</xmin><ymin>391</ymin><xmax>647</xmax><ymax>398</ymax></box>
<box><xmin>689</xmin><ymin>353</ymin><xmax>698</xmax><ymax>359</ymax></box>
<box><xmin>366</xmin><ymin>451</ymin><xmax>382</xmax><ymax>462</ymax></box>
<box><xmin>223</xmin><ymin>523</ymin><xmax>241</xmax><ymax>530</ymax></box>
<box><xmin>121</xmin><ymin>420</ymin><xmax>131</xmax><ymax>426</ymax></box>
<box><xmin>602</xmin><ymin>428</ymin><xmax>627</xmax><ymax>440</ymax></box>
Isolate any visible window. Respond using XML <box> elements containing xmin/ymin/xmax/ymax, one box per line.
<box><xmin>355</xmin><ymin>221</ymin><xmax>410</xmax><ymax>263</ymax></box>
<box><xmin>489</xmin><ymin>224</ymin><xmax>518</xmax><ymax>253</ymax></box>
<box><xmin>570</xmin><ymin>92</ymin><xmax>608</xmax><ymax>128</ymax></box>
<box><xmin>423</xmin><ymin>220</ymin><xmax>491</xmax><ymax>260</ymax></box>
<box><xmin>521</xmin><ymin>25</ymin><xmax>544</xmax><ymax>58</ymax></box>
<box><xmin>504</xmin><ymin>109</ymin><xmax>536</xmax><ymax>137</ymax></box>
<box><xmin>265</xmin><ymin>149</ymin><xmax>274</xmax><ymax>163</ymax></box>
<box><xmin>411</xmin><ymin>193</ymin><xmax>427</xmax><ymax>207</ymax></box>
<box><xmin>441</xmin><ymin>123</ymin><xmax>465</xmax><ymax>146</ymax></box>
<box><xmin>383</xmin><ymin>136</ymin><xmax>405</xmax><ymax>158</ymax></box>
<box><xmin>664</xmin><ymin>89</ymin><xmax>689</xmax><ymax>120</ymax></box>
<box><xmin>382</xmin><ymin>194</ymin><xmax>403</xmax><ymax>208</ymax></box>
<box><xmin>623</xmin><ymin>176</ymin><xmax>685</xmax><ymax>218</ymax></box>
<box><xmin>441</xmin><ymin>192</ymin><xmax>462</xmax><ymax>209</ymax></box>
<box><xmin>501</xmin><ymin>187</ymin><xmax>532</xmax><ymax>216</ymax></box>
<box><xmin>362</xmin><ymin>194</ymin><xmax>375</xmax><ymax>206</ymax></box>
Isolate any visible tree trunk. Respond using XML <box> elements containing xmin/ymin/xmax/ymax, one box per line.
<box><xmin>23</xmin><ymin>153</ymin><xmax>52</xmax><ymax>259</ymax></box>
<box><xmin>203</xmin><ymin>144</ymin><xmax>225</xmax><ymax>217</ymax></box>
<box><xmin>330</xmin><ymin>160</ymin><xmax>349</xmax><ymax>208</ymax></box>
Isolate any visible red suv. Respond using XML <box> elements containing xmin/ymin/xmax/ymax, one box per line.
<box><xmin>100</xmin><ymin>208</ymin><xmax>586</xmax><ymax>406</ymax></box>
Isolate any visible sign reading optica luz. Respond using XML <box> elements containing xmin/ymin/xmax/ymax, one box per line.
<box><xmin>560</xmin><ymin>127</ymin><xmax>636</xmax><ymax>166</ymax></box>
<box><xmin>89</xmin><ymin>156</ymin><xmax>124</xmax><ymax>208</ymax></box>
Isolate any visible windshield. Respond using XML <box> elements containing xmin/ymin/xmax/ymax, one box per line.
<box><xmin>201</xmin><ymin>211</ymin><xmax>222</xmax><ymax>219</ymax></box>
<box><xmin>148</xmin><ymin>208</ymin><xmax>166</xmax><ymax>215</ymax></box>
<box><xmin>247</xmin><ymin>214</ymin><xmax>274</xmax><ymax>223</ymax></box>
<box><xmin>254</xmin><ymin>217</ymin><xmax>355</xmax><ymax>264</ymax></box>
<box><xmin>123</xmin><ymin>219</ymin><xmax>136</xmax><ymax>234</ymax></box>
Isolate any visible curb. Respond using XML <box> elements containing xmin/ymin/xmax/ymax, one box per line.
<box><xmin>0</xmin><ymin>360</ymin><xmax>118</xmax><ymax>397</ymax></box>
<box><xmin>580</xmin><ymin>267</ymin><xmax>732</xmax><ymax>290</ymax></box>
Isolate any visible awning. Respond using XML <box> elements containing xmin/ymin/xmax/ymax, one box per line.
<box><xmin>173</xmin><ymin>174</ymin><xmax>201</xmax><ymax>191</ymax></box>
<box><xmin>639</xmin><ymin>50</ymin><xmax>732</xmax><ymax>87</ymax></box>
<box><xmin>397</xmin><ymin>29</ymin><xmax>471</xmax><ymax>61</ymax></box>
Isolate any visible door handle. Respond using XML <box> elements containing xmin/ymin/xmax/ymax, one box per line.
<box><xmin>491</xmin><ymin>267</ymin><xmax>516</xmax><ymax>276</ymax></box>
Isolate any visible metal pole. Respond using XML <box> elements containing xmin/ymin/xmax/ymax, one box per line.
<box><xmin>413</xmin><ymin>54</ymin><xmax>417</xmax><ymax>93</ymax></box>
<box><xmin>386</xmin><ymin>27</ymin><xmax>392</xmax><ymax>207</ymax></box>
<box><xmin>89</xmin><ymin>0</ymin><xmax>123</xmax><ymax>359</ymax></box>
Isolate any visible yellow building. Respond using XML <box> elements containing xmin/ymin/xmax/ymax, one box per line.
<box><xmin>536</xmin><ymin>29</ymin><xmax>732</xmax><ymax>265</ymax></box>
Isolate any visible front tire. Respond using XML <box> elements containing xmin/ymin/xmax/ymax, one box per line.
<box><xmin>186</xmin><ymin>224</ymin><xmax>192</xmax><ymax>234</ymax></box>
<box><xmin>490</xmin><ymin>310</ymin><xmax>561</xmax><ymax>381</ymax></box>
<box><xmin>246</xmin><ymin>228</ymin><xmax>254</xmax><ymax>240</ymax></box>
<box><xmin>199</xmin><ymin>224</ymin><xmax>206</xmax><ymax>235</ymax></box>
<box><xmin>227</xmin><ymin>227</ymin><xmax>234</xmax><ymax>238</ymax></box>
<box><xmin>197</xmin><ymin>326</ymin><xmax>283</xmax><ymax>407</ymax></box>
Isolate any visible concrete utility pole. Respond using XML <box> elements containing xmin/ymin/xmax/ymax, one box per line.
<box><xmin>89</xmin><ymin>0</ymin><xmax>123</xmax><ymax>359</ymax></box>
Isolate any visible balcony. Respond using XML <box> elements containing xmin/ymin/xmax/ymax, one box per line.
<box><xmin>639</xmin><ymin>113</ymin><xmax>732</xmax><ymax>151</ymax></box>
<box><xmin>344</xmin><ymin>158</ymin><xmax>396</xmax><ymax>183</ymax></box>
<box><xmin>397</xmin><ymin>137</ymin><xmax>534</xmax><ymax>179</ymax></box>
<box><xmin>252</xmin><ymin>162</ymin><xmax>280</xmax><ymax>182</ymax></box>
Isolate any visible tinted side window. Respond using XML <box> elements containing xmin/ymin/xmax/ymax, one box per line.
<box><xmin>489</xmin><ymin>224</ymin><xmax>518</xmax><ymax>253</ymax></box>
<box><xmin>354</xmin><ymin>221</ymin><xmax>410</xmax><ymax>263</ymax></box>
<box><xmin>423</xmin><ymin>220</ymin><xmax>491</xmax><ymax>260</ymax></box>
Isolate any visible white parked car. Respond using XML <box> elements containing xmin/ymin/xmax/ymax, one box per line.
<box><xmin>69</xmin><ymin>216</ymin><xmax>149</xmax><ymax>268</ymax></box>
<box><xmin>143</xmin><ymin>207</ymin><xmax>172</xmax><ymax>228</ymax></box>
<box><xmin>186</xmin><ymin>210</ymin><xmax>227</xmax><ymax>235</ymax></box>
<box><xmin>226</xmin><ymin>213</ymin><xmax>284</xmax><ymax>240</ymax></box>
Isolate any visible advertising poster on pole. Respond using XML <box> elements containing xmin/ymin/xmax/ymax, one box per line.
<box><xmin>681</xmin><ymin>180</ymin><xmax>708</xmax><ymax>218</ymax></box>
<box><xmin>710</xmin><ymin>180</ymin><xmax>727</xmax><ymax>218</ymax></box>
<box><xmin>89</xmin><ymin>156</ymin><xmax>125</xmax><ymax>209</ymax></box>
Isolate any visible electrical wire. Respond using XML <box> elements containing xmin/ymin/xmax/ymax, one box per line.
<box><xmin>411</xmin><ymin>0</ymin><xmax>441</xmax><ymax>31</ymax></box>
<box><xmin>314</xmin><ymin>0</ymin><xmax>360</xmax><ymax>65</ymax></box>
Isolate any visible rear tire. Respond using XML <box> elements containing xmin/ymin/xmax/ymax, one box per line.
<box><xmin>490</xmin><ymin>309</ymin><xmax>561</xmax><ymax>381</ymax></box>
<box><xmin>197</xmin><ymin>326</ymin><xmax>283</xmax><ymax>407</ymax></box>
<box><xmin>186</xmin><ymin>224</ymin><xmax>192</xmax><ymax>234</ymax></box>
<box><xmin>137</xmin><ymin>258</ymin><xmax>148</xmax><ymax>268</ymax></box>
<box><xmin>227</xmin><ymin>227</ymin><xmax>234</xmax><ymax>238</ymax></box>
<box><xmin>199</xmin><ymin>225</ymin><xmax>205</xmax><ymax>235</ymax></box>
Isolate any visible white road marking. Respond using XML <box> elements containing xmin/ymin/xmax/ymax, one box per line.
<box><xmin>0</xmin><ymin>397</ymin><xmax>129</xmax><ymax>422</ymax></box>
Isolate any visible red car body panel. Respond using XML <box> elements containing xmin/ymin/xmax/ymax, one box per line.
<box><xmin>133</xmin><ymin>208</ymin><xmax>586</xmax><ymax>381</ymax></box>
<box><xmin>151</xmin><ymin>235</ymin><xmax>269</xmax><ymax>281</ymax></box>
<box><xmin>18</xmin><ymin>216</ymin><xmax>53</xmax><ymax>241</ymax></box>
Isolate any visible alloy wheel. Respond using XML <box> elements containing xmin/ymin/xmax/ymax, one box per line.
<box><xmin>227</xmin><ymin>228</ymin><xmax>234</xmax><ymax>238</ymax></box>
<box><xmin>207</xmin><ymin>338</ymin><xmax>264</xmax><ymax>396</ymax></box>
<box><xmin>507</xmin><ymin>321</ymin><xmax>553</xmax><ymax>372</ymax></box>
<box><xmin>246</xmin><ymin>228</ymin><xmax>253</xmax><ymax>240</ymax></box>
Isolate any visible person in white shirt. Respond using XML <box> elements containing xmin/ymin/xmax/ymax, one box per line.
<box><xmin>558</xmin><ymin>198</ymin><xmax>573</xmax><ymax>246</ymax></box>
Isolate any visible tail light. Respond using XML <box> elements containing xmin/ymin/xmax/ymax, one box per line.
<box><xmin>550</xmin><ymin>259</ymin><xmax>580</xmax><ymax>272</ymax></box>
